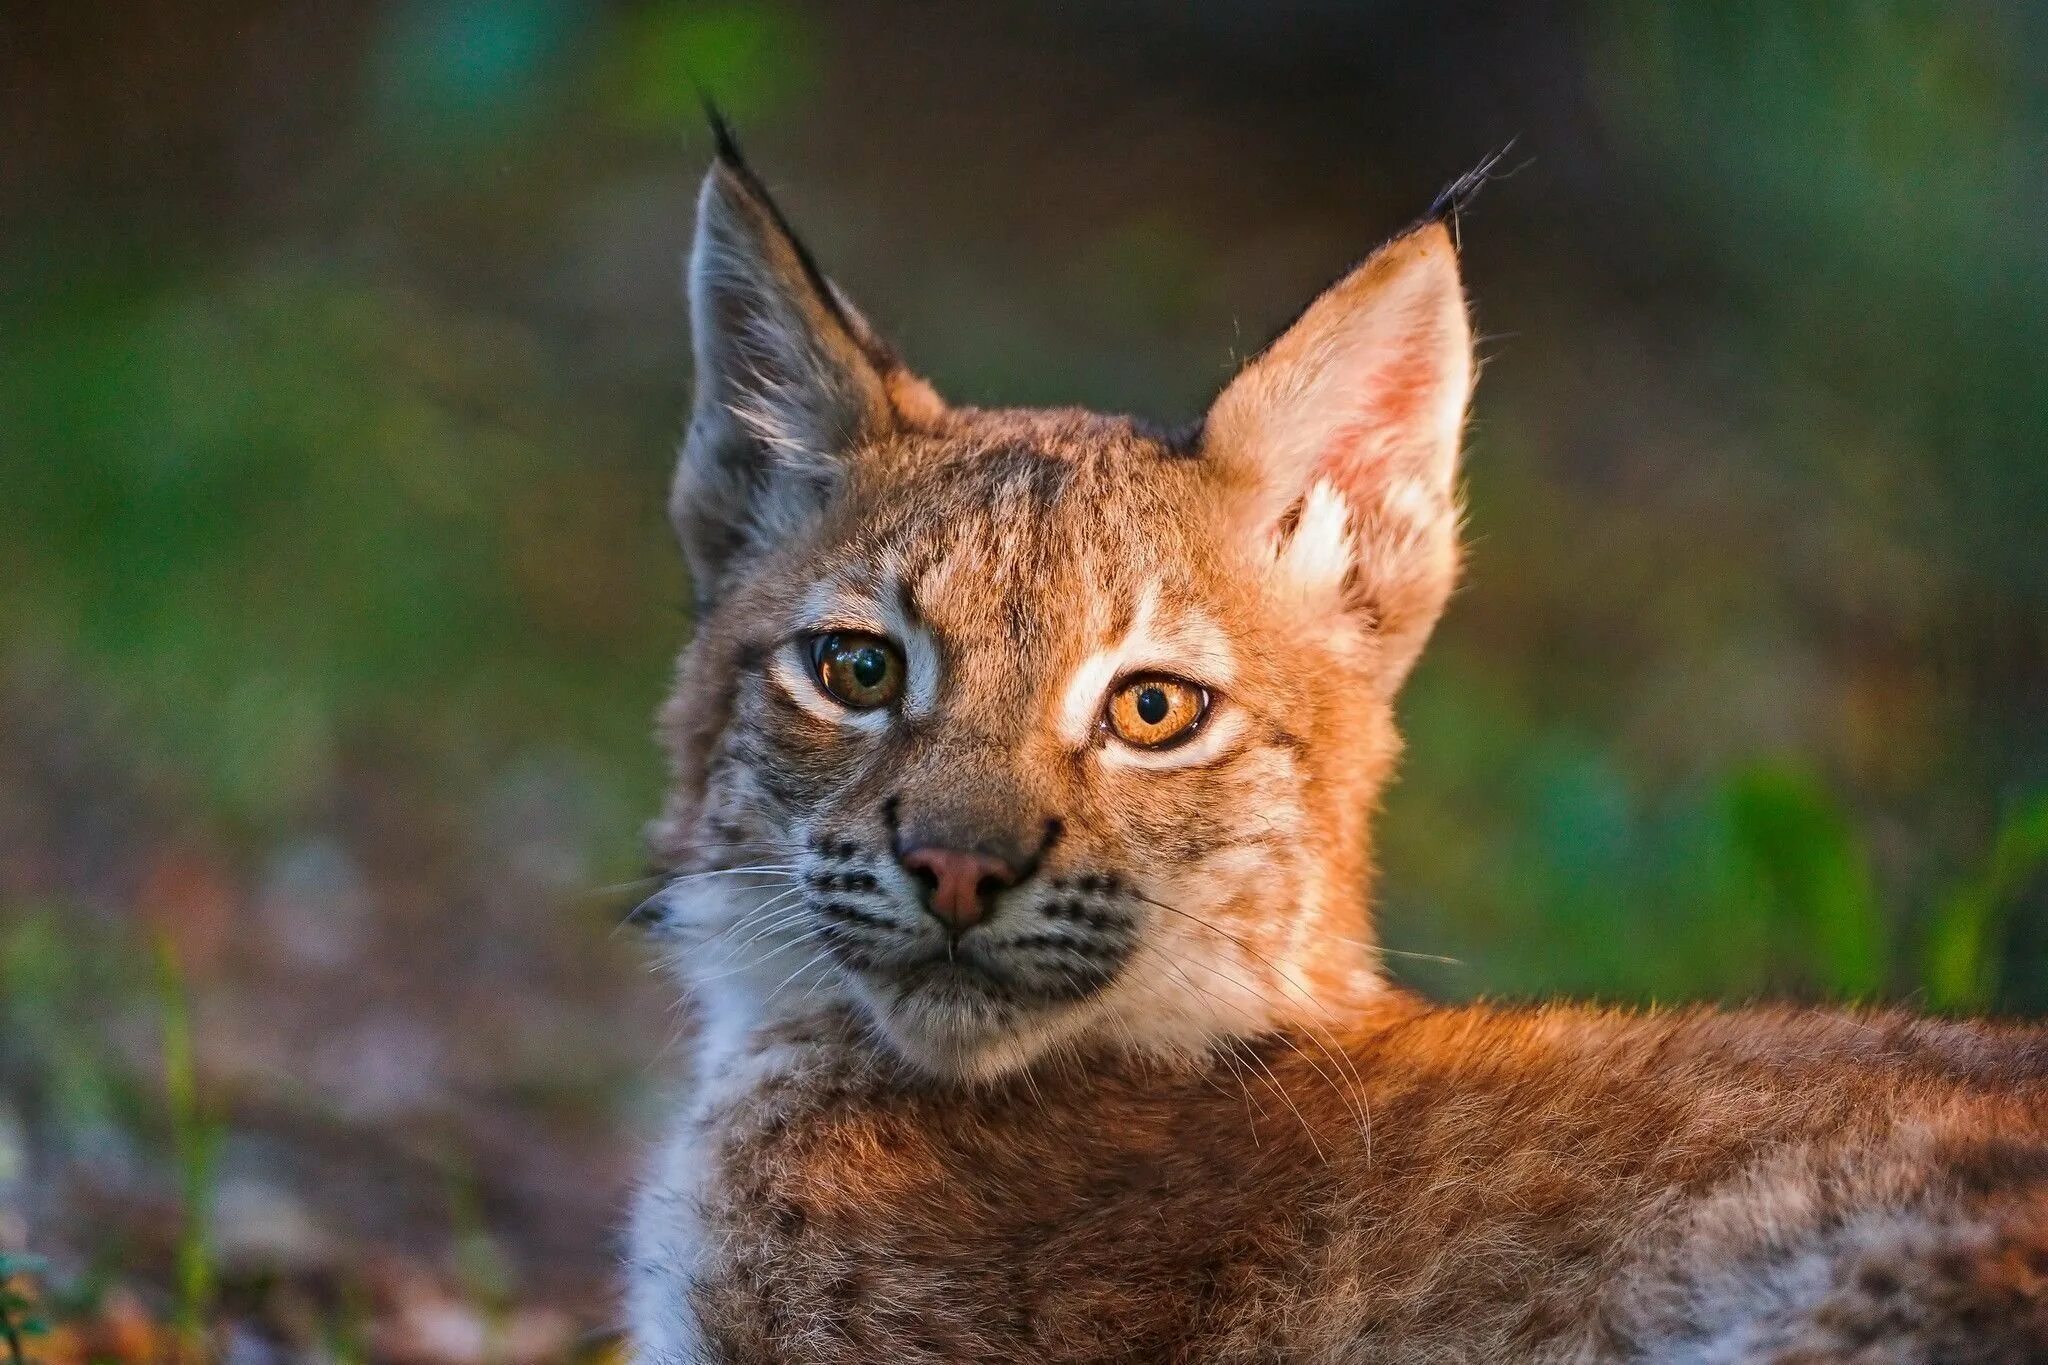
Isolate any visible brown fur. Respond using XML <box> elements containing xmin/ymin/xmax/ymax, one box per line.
<box><xmin>625</xmin><ymin>140</ymin><xmax>2048</xmax><ymax>1363</ymax></box>
<box><xmin>645</xmin><ymin>1003</ymin><xmax>2047</xmax><ymax>1362</ymax></box>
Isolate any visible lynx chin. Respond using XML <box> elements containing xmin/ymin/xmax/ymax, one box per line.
<box><xmin>625</xmin><ymin>124</ymin><xmax>2048</xmax><ymax>1363</ymax></box>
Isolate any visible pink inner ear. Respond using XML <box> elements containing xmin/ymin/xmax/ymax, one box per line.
<box><xmin>1316</xmin><ymin>351</ymin><xmax>1437</xmax><ymax>501</ymax></box>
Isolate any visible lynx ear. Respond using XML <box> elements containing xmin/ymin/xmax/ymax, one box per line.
<box><xmin>1204</xmin><ymin>220</ymin><xmax>1473</xmax><ymax>693</ymax></box>
<box><xmin>676</xmin><ymin>131</ymin><xmax>935</xmax><ymax>605</ymax></box>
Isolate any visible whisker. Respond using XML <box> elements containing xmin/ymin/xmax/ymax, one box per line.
<box><xmin>676</xmin><ymin>930</ymin><xmax>824</xmax><ymax>987</ymax></box>
<box><xmin>798</xmin><ymin>949</ymin><xmax>857</xmax><ymax>1006</ymax></box>
<box><xmin>665</xmin><ymin>865</ymin><xmax>803</xmax><ymax>882</ymax></box>
<box><xmin>1161</xmin><ymin>952</ymin><xmax>1327</xmax><ymax>1159</ymax></box>
<box><xmin>1130</xmin><ymin>890</ymin><xmax>1327</xmax><ymax>1005</ymax></box>
<box><xmin>671</xmin><ymin>838</ymin><xmax>791</xmax><ymax>858</ymax></box>
<box><xmin>711</xmin><ymin>913</ymin><xmax>814</xmax><ymax>965</ymax></box>
<box><xmin>1144</xmin><ymin>933</ymin><xmax>1373</xmax><ymax>1152</ymax></box>
<box><xmin>1372</xmin><ymin>945</ymin><xmax>1465</xmax><ymax>966</ymax></box>
<box><xmin>692</xmin><ymin>899</ymin><xmax>814</xmax><ymax>963</ymax></box>
<box><xmin>673</xmin><ymin>950</ymin><xmax>780</xmax><ymax>987</ymax></box>
<box><xmin>1121</xmin><ymin>968</ymin><xmax>1268</xmax><ymax>1139</ymax></box>
<box><xmin>764</xmin><ymin>940</ymin><xmax>839</xmax><ymax>1003</ymax></box>
<box><xmin>1227</xmin><ymin>1033</ymin><xmax>1326</xmax><ymax>1162</ymax></box>
<box><xmin>715</xmin><ymin>889</ymin><xmax>811</xmax><ymax>938</ymax></box>
<box><xmin>627</xmin><ymin>878</ymin><xmax>807</xmax><ymax>941</ymax></box>
<box><xmin>1310</xmin><ymin>927</ymin><xmax>1465</xmax><ymax>967</ymax></box>
<box><xmin>582</xmin><ymin>874</ymin><xmax>667</xmax><ymax>899</ymax></box>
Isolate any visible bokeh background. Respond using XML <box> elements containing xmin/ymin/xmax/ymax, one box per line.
<box><xmin>3</xmin><ymin>1</ymin><xmax>2045</xmax><ymax>1359</ymax></box>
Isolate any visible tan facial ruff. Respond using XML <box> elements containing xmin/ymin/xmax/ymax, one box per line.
<box><xmin>626</xmin><ymin>129</ymin><xmax>2048</xmax><ymax>1364</ymax></box>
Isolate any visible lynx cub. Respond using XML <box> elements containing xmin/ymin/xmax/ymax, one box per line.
<box><xmin>626</xmin><ymin>127</ymin><xmax>2048</xmax><ymax>1363</ymax></box>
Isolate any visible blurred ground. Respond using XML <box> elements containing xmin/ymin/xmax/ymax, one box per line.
<box><xmin>2</xmin><ymin>1</ymin><xmax>2045</xmax><ymax>1359</ymax></box>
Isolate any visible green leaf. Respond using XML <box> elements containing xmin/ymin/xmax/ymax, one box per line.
<box><xmin>1722</xmin><ymin>763</ymin><xmax>1887</xmax><ymax>998</ymax></box>
<box><xmin>1924</xmin><ymin>791</ymin><xmax>2048</xmax><ymax>1011</ymax></box>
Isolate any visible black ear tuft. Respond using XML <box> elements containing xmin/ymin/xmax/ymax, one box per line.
<box><xmin>678</xmin><ymin>115</ymin><xmax>902</xmax><ymax>603</ymax></box>
<box><xmin>1423</xmin><ymin>140</ymin><xmax>1521</xmax><ymax>231</ymax></box>
<box><xmin>695</xmin><ymin>106</ymin><xmax>858</xmax><ymax>344</ymax></box>
<box><xmin>704</xmin><ymin>97</ymin><xmax>745</xmax><ymax>168</ymax></box>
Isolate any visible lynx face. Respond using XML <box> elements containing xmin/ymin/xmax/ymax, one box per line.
<box><xmin>646</xmin><ymin>135</ymin><xmax>1473</xmax><ymax>1079</ymax></box>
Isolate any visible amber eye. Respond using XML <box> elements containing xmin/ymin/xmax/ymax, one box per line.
<box><xmin>1105</xmin><ymin>675</ymin><xmax>1208</xmax><ymax>749</ymax></box>
<box><xmin>810</xmin><ymin>632</ymin><xmax>904</xmax><ymax>710</ymax></box>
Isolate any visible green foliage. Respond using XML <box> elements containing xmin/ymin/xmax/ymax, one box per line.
<box><xmin>0</xmin><ymin>263</ymin><xmax>674</xmax><ymax>833</ymax></box>
<box><xmin>322</xmin><ymin>1281</ymin><xmax>375</xmax><ymax>1365</ymax></box>
<box><xmin>154</xmin><ymin>940</ymin><xmax>223</xmax><ymax>1360</ymax></box>
<box><xmin>0</xmin><ymin>1253</ymin><xmax>50</xmax><ymax>1365</ymax></box>
<box><xmin>1599</xmin><ymin>0</ymin><xmax>2048</xmax><ymax>597</ymax></box>
<box><xmin>1924</xmin><ymin>794</ymin><xmax>2048</xmax><ymax>1012</ymax></box>
<box><xmin>1382</xmin><ymin>659</ymin><xmax>2042</xmax><ymax>1006</ymax></box>
<box><xmin>603</xmin><ymin>1</ymin><xmax>815</xmax><ymax>133</ymax></box>
<box><xmin>1722</xmin><ymin>765</ymin><xmax>1886</xmax><ymax>999</ymax></box>
<box><xmin>0</xmin><ymin>914</ymin><xmax>137</xmax><ymax>1134</ymax></box>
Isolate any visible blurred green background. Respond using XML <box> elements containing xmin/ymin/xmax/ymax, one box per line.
<box><xmin>2</xmin><ymin>0</ymin><xmax>2044</xmax><ymax>1357</ymax></box>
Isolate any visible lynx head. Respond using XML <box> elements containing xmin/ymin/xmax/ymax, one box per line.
<box><xmin>646</xmin><ymin>129</ymin><xmax>1473</xmax><ymax>1080</ymax></box>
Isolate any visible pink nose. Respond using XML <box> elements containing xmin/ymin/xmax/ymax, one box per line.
<box><xmin>898</xmin><ymin>846</ymin><xmax>1017</xmax><ymax>931</ymax></box>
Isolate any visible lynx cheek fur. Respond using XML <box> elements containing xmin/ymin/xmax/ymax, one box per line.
<box><xmin>626</xmin><ymin>129</ymin><xmax>2048</xmax><ymax>1364</ymax></box>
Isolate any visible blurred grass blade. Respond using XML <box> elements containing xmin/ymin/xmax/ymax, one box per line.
<box><xmin>1923</xmin><ymin>792</ymin><xmax>2048</xmax><ymax>1012</ymax></box>
<box><xmin>1723</xmin><ymin>764</ymin><xmax>1888</xmax><ymax>999</ymax></box>
<box><xmin>154</xmin><ymin>936</ymin><xmax>221</xmax><ymax>1363</ymax></box>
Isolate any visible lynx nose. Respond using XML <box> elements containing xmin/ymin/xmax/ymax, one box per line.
<box><xmin>897</xmin><ymin>845</ymin><xmax>1017</xmax><ymax>931</ymax></box>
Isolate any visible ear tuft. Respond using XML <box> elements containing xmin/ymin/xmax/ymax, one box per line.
<box><xmin>704</xmin><ymin>99</ymin><xmax>744</xmax><ymax>167</ymax></box>
<box><xmin>1204</xmin><ymin>220</ymin><xmax>1475</xmax><ymax>692</ymax></box>
<box><xmin>675</xmin><ymin>133</ymin><xmax>931</xmax><ymax>606</ymax></box>
<box><xmin>1422</xmin><ymin>141</ymin><xmax>1515</xmax><ymax>231</ymax></box>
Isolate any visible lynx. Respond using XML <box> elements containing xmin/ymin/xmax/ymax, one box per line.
<box><xmin>625</xmin><ymin>126</ymin><xmax>2048</xmax><ymax>1363</ymax></box>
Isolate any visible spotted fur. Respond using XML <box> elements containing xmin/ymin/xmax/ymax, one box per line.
<box><xmin>626</xmin><ymin>140</ymin><xmax>2048</xmax><ymax>1363</ymax></box>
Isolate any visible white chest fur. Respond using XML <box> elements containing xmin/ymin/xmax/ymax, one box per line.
<box><xmin>625</xmin><ymin>880</ymin><xmax>844</xmax><ymax>1365</ymax></box>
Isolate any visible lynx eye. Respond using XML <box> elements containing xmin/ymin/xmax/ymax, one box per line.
<box><xmin>1105</xmin><ymin>675</ymin><xmax>1208</xmax><ymax>749</ymax></box>
<box><xmin>809</xmin><ymin>632</ymin><xmax>904</xmax><ymax>710</ymax></box>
